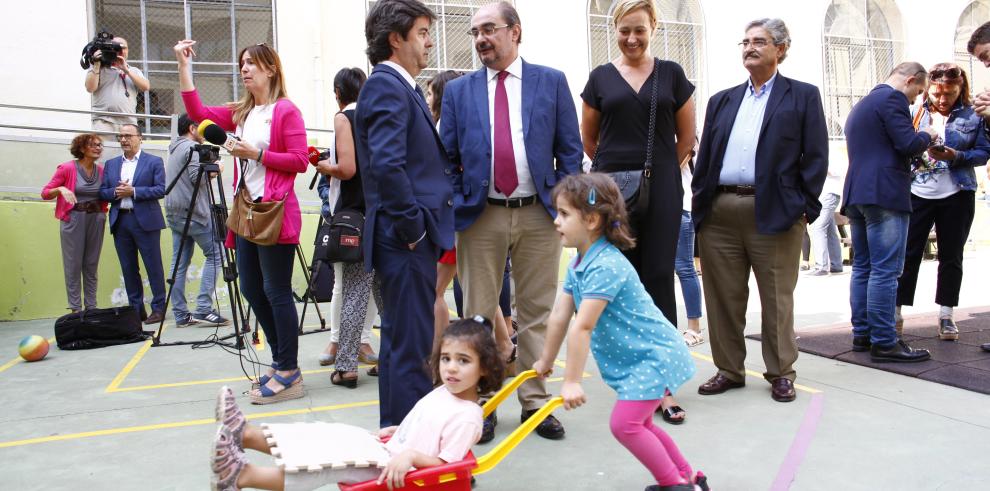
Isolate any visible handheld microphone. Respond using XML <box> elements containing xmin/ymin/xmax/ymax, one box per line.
<box><xmin>307</xmin><ymin>146</ymin><xmax>331</xmax><ymax>189</ymax></box>
<box><xmin>197</xmin><ymin>119</ymin><xmax>239</xmax><ymax>152</ymax></box>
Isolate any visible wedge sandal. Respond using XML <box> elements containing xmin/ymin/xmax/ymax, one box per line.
<box><xmin>250</xmin><ymin>370</ymin><xmax>304</xmax><ymax>405</ymax></box>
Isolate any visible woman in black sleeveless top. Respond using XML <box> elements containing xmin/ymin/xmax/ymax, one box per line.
<box><xmin>581</xmin><ymin>0</ymin><xmax>696</xmax><ymax>423</ymax></box>
<box><xmin>315</xmin><ymin>68</ymin><xmax>382</xmax><ymax>388</ymax></box>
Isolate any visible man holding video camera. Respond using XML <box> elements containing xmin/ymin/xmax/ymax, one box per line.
<box><xmin>83</xmin><ymin>35</ymin><xmax>150</xmax><ymax>134</ymax></box>
<box><xmin>164</xmin><ymin>114</ymin><xmax>230</xmax><ymax>327</ymax></box>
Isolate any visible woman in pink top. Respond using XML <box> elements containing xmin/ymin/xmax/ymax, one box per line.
<box><xmin>208</xmin><ymin>318</ymin><xmax>505</xmax><ymax>491</ymax></box>
<box><xmin>42</xmin><ymin>133</ymin><xmax>109</xmax><ymax>313</ymax></box>
<box><xmin>175</xmin><ymin>39</ymin><xmax>309</xmax><ymax>405</ymax></box>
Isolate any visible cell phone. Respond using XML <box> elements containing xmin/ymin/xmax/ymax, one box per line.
<box><xmin>932</xmin><ymin>145</ymin><xmax>946</xmax><ymax>152</ymax></box>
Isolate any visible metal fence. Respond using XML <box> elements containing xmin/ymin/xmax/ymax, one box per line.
<box><xmin>366</xmin><ymin>0</ymin><xmax>511</xmax><ymax>87</ymax></box>
<box><xmin>587</xmin><ymin>0</ymin><xmax>706</xmax><ymax>121</ymax></box>
<box><xmin>954</xmin><ymin>0</ymin><xmax>990</xmax><ymax>100</ymax></box>
<box><xmin>91</xmin><ymin>0</ymin><xmax>275</xmax><ymax>134</ymax></box>
<box><xmin>822</xmin><ymin>0</ymin><xmax>904</xmax><ymax>138</ymax></box>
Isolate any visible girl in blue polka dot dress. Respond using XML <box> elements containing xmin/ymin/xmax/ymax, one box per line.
<box><xmin>533</xmin><ymin>174</ymin><xmax>707</xmax><ymax>491</ymax></box>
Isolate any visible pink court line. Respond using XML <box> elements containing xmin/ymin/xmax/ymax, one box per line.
<box><xmin>769</xmin><ymin>392</ymin><xmax>824</xmax><ymax>491</ymax></box>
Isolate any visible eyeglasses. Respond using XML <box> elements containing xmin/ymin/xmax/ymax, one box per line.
<box><xmin>467</xmin><ymin>24</ymin><xmax>510</xmax><ymax>38</ymax></box>
<box><xmin>88</xmin><ymin>142</ymin><xmax>104</xmax><ymax>148</ymax></box>
<box><xmin>738</xmin><ymin>38</ymin><xmax>769</xmax><ymax>49</ymax></box>
<box><xmin>116</xmin><ymin>134</ymin><xmax>139</xmax><ymax>141</ymax></box>
<box><xmin>929</xmin><ymin>67</ymin><xmax>962</xmax><ymax>81</ymax></box>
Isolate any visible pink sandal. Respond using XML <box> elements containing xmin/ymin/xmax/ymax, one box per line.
<box><xmin>215</xmin><ymin>386</ymin><xmax>246</xmax><ymax>448</ymax></box>
<box><xmin>210</xmin><ymin>425</ymin><xmax>246</xmax><ymax>491</ymax></box>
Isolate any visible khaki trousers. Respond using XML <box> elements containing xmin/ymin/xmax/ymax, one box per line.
<box><xmin>697</xmin><ymin>193</ymin><xmax>803</xmax><ymax>383</ymax></box>
<box><xmin>457</xmin><ymin>203</ymin><xmax>561</xmax><ymax>410</ymax></box>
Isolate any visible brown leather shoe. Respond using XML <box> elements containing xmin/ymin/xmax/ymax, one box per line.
<box><xmin>697</xmin><ymin>373</ymin><xmax>745</xmax><ymax>395</ymax></box>
<box><xmin>770</xmin><ymin>378</ymin><xmax>796</xmax><ymax>402</ymax></box>
<box><xmin>144</xmin><ymin>311</ymin><xmax>165</xmax><ymax>325</ymax></box>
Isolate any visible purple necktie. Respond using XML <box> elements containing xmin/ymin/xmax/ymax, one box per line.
<box><xmin>493</xmin><ymin>71</ymin><xmax>518</xmax><ymax>196</ymax></box>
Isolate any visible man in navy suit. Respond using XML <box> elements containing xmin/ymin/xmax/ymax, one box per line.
<box><xmin>99</xmin><ymin>123</ymin><xmax>167</xmax><ymax>325</ymax></box>
<box><xmin>355</xmin><ymin>0</ymin><xmax>454</xmax><ymax>427</ymax></box>
<box><xmin>440</xmin><ymin>1</ymin><xmax>582</xmax><ymax>440</ymax></box>
<box><xmin>692</xmin><ymin>19</ymin><xmax>827</xmax><ymax>402</ymax></box>
<box><xmin>842</xmin><ymin>62</ymin><xmax>937</xmax><ymax>363</ymax></box>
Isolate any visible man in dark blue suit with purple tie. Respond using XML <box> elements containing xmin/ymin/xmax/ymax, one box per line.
<box><xmin>355</xmin><ymin>0</ymin><xmax>454</xmax><ymax>427</ymax></box>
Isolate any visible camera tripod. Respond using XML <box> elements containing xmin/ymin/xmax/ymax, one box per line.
<box><xmin>153</xmin><ymin>146</ymin><xmax>249</xmax><ymax>349</ymax></box>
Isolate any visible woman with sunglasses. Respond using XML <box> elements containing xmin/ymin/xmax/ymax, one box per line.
<box><xmin>174</xmin><ymin>39</ymin><xmax>309</xmax><ymax>404</ymax></box>
<box><xmin>42</xmin><ymin>133</ymin><xmax>109</xmax><ymax>313</ymax></box>
<box><xmin>896</xmin><ymin>63</ymin><xmax>990</xmax><ymax>340</ymax></box>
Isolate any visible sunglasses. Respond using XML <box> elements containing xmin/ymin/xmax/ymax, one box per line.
<box><xmin>929</xmin><ymin>67</ymin><xmax>962</xmax><ymax>81</ymax></box>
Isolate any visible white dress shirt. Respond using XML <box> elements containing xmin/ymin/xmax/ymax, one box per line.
<box><xmin>487</xmin><ymin>56</ymin><xmax>534</xmax><ymax>199</ymax></box>
<box><xmin>381</xmin><ymin>61</ymin><xmax>418</xmax><ymax>89</ymax></box>
<box><xmin>120</xmin><ymin>150</ymin><xmax>141</xmax><ymax>209</ymax></box>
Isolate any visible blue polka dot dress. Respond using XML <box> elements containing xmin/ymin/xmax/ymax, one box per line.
<box><xmin>564</xmin><ymin>237</ymin><xmax>696</xmax><ymax>400</ymax></box>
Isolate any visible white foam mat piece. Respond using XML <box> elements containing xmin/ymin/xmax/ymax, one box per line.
<box><xmin>261</xmin><ymin>422</ymin><xmax>389</xmax><ymax>473</ymax></box>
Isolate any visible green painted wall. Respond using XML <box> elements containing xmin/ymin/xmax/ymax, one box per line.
<box><xmin>0</xmin><ymin>199</ymin><xmax>322</xmax><ymax>321</ymax></box>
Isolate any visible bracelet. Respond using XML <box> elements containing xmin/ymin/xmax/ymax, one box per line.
<box><xmin>257</xmin><ymin>149</ymin><xmax>264</xmax><ymax>162</ymax></box>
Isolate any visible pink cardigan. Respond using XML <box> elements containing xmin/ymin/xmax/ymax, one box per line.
<box><xmin>42</xmin><ymin>161</ymin><xmax>108</xmax><ymax>222</ymax></box>
<box><xmin>181</xmin><ymin>89</ymin><xmax>309</xmax><ymax>246</ymax></box>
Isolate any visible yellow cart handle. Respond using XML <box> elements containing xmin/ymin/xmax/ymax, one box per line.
<box><xmin>481</xmin><ymin>369</ymin><xmax>538</xmax><ymax>418</ymax></box>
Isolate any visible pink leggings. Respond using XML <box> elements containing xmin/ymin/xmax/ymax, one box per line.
<box><xmin>610</xmin><ymin>399</ymin><xmax>693</xmax><ymax>486</ymax></box>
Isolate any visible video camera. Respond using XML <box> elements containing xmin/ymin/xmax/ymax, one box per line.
<box><xmin>193</xmin><ymin>144</ymin><xmax>221</xmax><ymax>163</ymax></box>
<box><xmin>80</xmin><ymin>30</ymin><xmax>123</xmax><ymax>69</ymax></box>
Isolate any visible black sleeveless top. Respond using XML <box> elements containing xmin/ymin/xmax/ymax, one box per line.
<box><xmin>334</xmin><ymin>109</ymin><xmax>366</xmax><ymax>214</ymax></box>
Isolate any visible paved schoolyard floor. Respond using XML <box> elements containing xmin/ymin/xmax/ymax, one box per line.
<box><xmin>2</xmin><ymin>249</ymin><xmax>990</xmax><ymax>490</ymax></box>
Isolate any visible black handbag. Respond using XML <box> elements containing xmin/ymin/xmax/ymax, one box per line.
<box><xmin>592</xmin><ymin>59</ymin><xmax>660</xmax><ymax>225</ymax></box>
<box><xmin>316</xmin><ymin>208</ymin><xmax>365</xmax><ymax>263</ymax></box>
<box><xmin>54</xmin><ymin>307</ymin><xmax>147</xmax><ymax>350</ymax></box>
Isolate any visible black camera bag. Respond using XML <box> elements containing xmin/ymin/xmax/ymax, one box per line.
<box><xmin>54</xmin><ymin>307</ymin><xmax>147</xmax><ymax>350</ymax></box>
<box><xmin>315</xmin><ymin>209</ymin><xmax>365</xmax><ymax>264</ymax></box>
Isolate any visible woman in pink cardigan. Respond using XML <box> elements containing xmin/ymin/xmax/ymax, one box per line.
<box><xmin>42</xmin><ymin>133</ymin><xmax>109</xmax><ymax>313</ymax></box>
<box><xmin>175</xmin><ymin>39</ymin><xmax>309</xmax><ymax>405</ymax></box>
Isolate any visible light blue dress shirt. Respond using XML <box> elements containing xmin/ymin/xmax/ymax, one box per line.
<box><xmin>719</xmin><ymin>73</ymin><xmax>777</xmax><ymax>186</ymax></box>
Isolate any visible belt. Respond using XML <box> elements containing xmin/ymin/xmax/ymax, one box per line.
<box><xmin>74</xmin><ymin>201</ymin><xmax>101</xmax><ymax>213</ymax></box>
<box><xmin>716</xmin><ymin>185</ymin><xmax>756</xmax><ymax>196</ymax></box>
<box><xmin>487</xmin><ymin>195</ymin><xmax>538</xmax><ymax>208</ymax></box>
<box><xmin>118</xmin><ymin>208</ymin><xmax>134</xmax><ymax>213</ymax></box>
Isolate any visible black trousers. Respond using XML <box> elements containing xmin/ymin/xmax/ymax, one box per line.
<box><xmin>896</xmin><ymin>190</ymin><xmax>975</xmax><ymax>307</ymax></box>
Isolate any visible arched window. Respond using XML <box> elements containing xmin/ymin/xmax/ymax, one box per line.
<box><xmin>587</xmin><ymin>0</ymin><xmax>705</xmax><ymax>116</ymax></box>
<box><xmin>366</xmin><ymin>0</ymin><xmax>512</xmax><ymax>86</ymax></box>
<box><xmin>954</xmin><ymin>1</ymin><xmax>990</xmax><ymax>98</ymax></box>
<box><xmin>822</xmin><ymin>0</ymin><xmax>905</xmax><ymax>138</ymax></box>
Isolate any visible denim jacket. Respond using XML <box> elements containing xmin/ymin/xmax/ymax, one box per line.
<box><xmin>911</xmin><ymin>101</ymin><xmax>990</xmax><ymax>191</ymax></box>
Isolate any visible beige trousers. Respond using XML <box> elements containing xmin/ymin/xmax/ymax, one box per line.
<box><xmin>457</xmin><ymin>203</ymin><xmax>561</xmax><ymax>410</ymax></box>
<box><xmin>697</xmin><ymin>193</ymin><xmax>803</xmax><ymax>383</ymax></box>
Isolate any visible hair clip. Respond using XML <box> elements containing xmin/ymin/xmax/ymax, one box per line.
<box><xmin>471</xmin><ymin>314</ymin><xmax>491</xmax><ymax>327</ymax></box>
<box><xmin>587</xmin><ymin>187</ymin><xmax>597</xmax><ymax>205</ymax></box>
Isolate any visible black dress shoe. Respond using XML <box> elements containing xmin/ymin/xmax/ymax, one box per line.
<box><xmin>852</xmin><ymin>336</ymin><xmax>871</xmax><ymax>352</ymax></box>
<box><xmin>982</xmin><ymin>343</ymin><xmax>990</xmax><ymax>353</ymax></box>
<box><xmin>521</xmin><ymin>409</ymin><xmax>565</xmax><ymax>440</ymax></box>
<box><xmin>770</xmin><ymin>378</ymin><xmax>796</xmax><ymax>402</ymax></box>
<box><xmin>697</xmin><ymin>373</ymin><xmax>745</xmax><ymax>395</ymax></box>
<box><xmin>870</xmin><ymin>339</ymin><xmax>931</xmax><ymax>363</ymax></box>
<box><xmin>144</xmin><ymin>311</ymin><xmax>165</xmax><ymax>325</ymax></box>
<box><xmin>938</xmin><ymin>318</ymin><xmax>959</xmax><ymax>340</ymax></box>
<box><xmin>478</xmin><ymin>410</ymin><xmax>496</xmax><ymax>444</ymax></box>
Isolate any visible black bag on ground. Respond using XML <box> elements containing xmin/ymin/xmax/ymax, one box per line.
<box><xmin>54</xmin><ymin>307</ymin><xmax>147</xmax><ymax>350</ymax></box>
<box><xmin>315</xmin><ymin>209</ymin><xmax>364</xmax><ymax>263</ymax></box>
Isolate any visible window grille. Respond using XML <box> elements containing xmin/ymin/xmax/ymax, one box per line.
<box><xmin>587</xmin><ymin>0</ymin><xmax>705</xmax><ymax>121</ymax></box>
<box><xmin>92</xmin><ymin>0</ymin><xmax>275</xmax><ymax>133</ymax></box>
<box><xmin>822</xmin><ymin>0</ymin><xmax>904</xmax><ymax>138</ymax></box>
<box><xmin>954</xmin><ymin>1</ymin><xmax>990</xmax><ymax>100</ymax></box>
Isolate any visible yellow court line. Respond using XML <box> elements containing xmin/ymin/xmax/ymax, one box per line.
<box><xmin>690</xmin><ymin>352</ymin><xmax>822</xmax><ymax>394</ymax></box>
<box><xmin>0</xmin><ymin>337</ymin><xmax>56</xmax><ymax>374</ymax></box>
<box><xmin>104</xmin><ymin>339</ymin><xmax>153</xmax><ymax>393</ymax></box>
<box><xmin>0</xmin><ymin>399</ymin><xmax>379</xmax><ymax>449</ymax></box>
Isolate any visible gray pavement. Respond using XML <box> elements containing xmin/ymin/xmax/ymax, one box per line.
<box><xmin>2</xmin><ymin>248</ymin><xmax>990</xmax><ymax>490</ymax></box>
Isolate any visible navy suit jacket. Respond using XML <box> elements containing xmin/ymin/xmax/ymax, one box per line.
<box><xmin>99</xmin><ymin>151</ymin><xmax>166</xmax><ymax>232</ymax></box>
<box><xmin>354</xmin><ymin>64</ymin><xmax>455</xmax><ymax>270</ymax></box>
<box><xmin>692</xmin><ymin>74</ymin><xmax>828</xmax><ymax>234</ymax></box>
<box><xmin>439</xmin><ymin>59</ymin><xmax>583</xmax><ymax>231</ymax></box>
<box><xmin>841</xmin><ymin>84</ymin><xmax>932</xmax><ymax>213</ymax></box>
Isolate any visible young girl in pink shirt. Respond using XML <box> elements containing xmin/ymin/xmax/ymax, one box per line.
<box><xmin>210</xmin><ymin>318</ymin><xmax>505</xmax><ymax>491</ymax></box>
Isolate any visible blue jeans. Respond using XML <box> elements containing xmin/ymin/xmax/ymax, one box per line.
<box><xmin>846</xmin><ymin>204</ymin><xmax>909</xmax><ymax>348</ymax></box>
<box><xmin>236</xmin><ymin>236</ymin><xmax>299</xmax><ymax>371</ymax></box>
<box><xmin>674</xmin><ymin>211</ymin><xmax>702</xmax><ymax>319</ymax></box>
<box><xmin>167</xmin><ymin>215</ymin><xmax>221</xmax><ymax>319</ymax></box>
<box><xmin>809</xmin><ymin>192</ymin><xmax>842</xmax><ymax>271</ymax></box>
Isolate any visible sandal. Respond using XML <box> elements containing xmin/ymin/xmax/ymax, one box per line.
<box><xmin>215</xmin><ymin>386</ymin><xmax>246</xmax><ymax>449</ymax></box>
<box><xmin>252</xmin><ymin>362</ymin><xmax>279</xmax><ymax>388</ymax></box>
<box><xmin>250</xmin><ymin>370</ymin><xmax>304</xmax><ymax>405</ymax></box>
<box><xmin>659</xmin><ymin>405</ymin><xmax>686</xmax><ymax>425</ymax></box>
<box><xmin>317</xmin><ymin>352</ymin><xmax>337</xmax><ymax>366</ymax></box>
<box><xmin>210</xmin><ymin>425</ymin><xmax>246</xmax><ymax>491</ymax></box>
<box><xmin>358</xmin><ymin>350</ymin><xmax>379</xmax><ymax>365</ymax></box>
<box><xmin>330</xmin><ymin>370</ymin><xmax>358</xmax><ymax>389</ymax></box>
<box><xmin>682</xmin><ymin>330</ymin><xmax>705</xmax><ymax>347</ymax></box>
